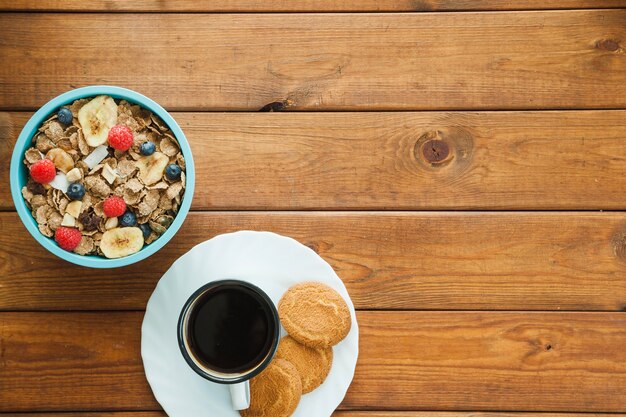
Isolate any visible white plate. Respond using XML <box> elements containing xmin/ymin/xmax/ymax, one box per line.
<box><xmin>141</xmin><ymin>231</ymin><xmax>359</xmax><ymax>417</ymax></box>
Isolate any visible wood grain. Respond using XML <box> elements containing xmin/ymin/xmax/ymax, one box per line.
<box><xmin>0</xmin><ymin>411</ymin><xmax>626</xmax><ymax>417</ymax></box>
<box><xmin>0</xmin><ymin>414</ymin><xmax>166</xmax><ymax>417</ymax></box>
<box><xmin>1</xmin><ymin>211</ymin><xmax>625</xmax><ymax>311</ymax></box>
<box><xmin>1</xmin><ymin>312</ymin><xmax>624</xmax><ymax>412</ymax></box>
<box><xmin>350</xmin><ymin>312</ymin><xmax>626</xmax><ymax>411</ymax></box>
<box><xmin>0</xmin><ymin>312</ymin><xmax>154</xmax><ymax>411</ymax></box>
<box><xmin>2</xmin><ymin>0</ymin><xmax>625</xmax><ymax>12</ymax></box>
<box><xmin>2</xmin><ymin>11</ymin><xmax>626</xmax><ymax>111</ymax></box>
<box><xmin>4</xmin><ymin>111</ymin><xmax>626</xmax><ymax>210</ymax></box>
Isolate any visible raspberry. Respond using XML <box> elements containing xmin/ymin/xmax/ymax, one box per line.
<box><xmin>29</xmin><ymin>159</ymin><xmax>56</xmax><ymax>184</ymax></box>
<box><xmin>54</xmin><ymin>227</ymin><xmax>82</xmax><ymax>251</ymax></box>
<box><xmin>107</xmin><ymin>125</ymin><xmax>134</xmax><ymax>151</ymax></box>
<box><xmin>103</xmin><ymin>196</ymin><xmax>127</xmax><ymax>217</ymax></box>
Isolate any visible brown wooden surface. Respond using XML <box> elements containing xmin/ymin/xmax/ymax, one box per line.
<box><xmin>2</xmin><ymin>0</ymin><xmax>626</xmax><ymax>12</ymax></box>
<box><xmin>1</xmin><ymin>3</ymin><xmax>626</xmax><ymax>415</ymax></box>
<box><xmin>1</xmin><ymin>211</ymin><xmax>625</xmax><ymax>311</ymax></box>
<box><xmin>2</xmin><ymin>11</ymin><xmax>626</xmax><ymax>111</ymax></box>
<box><xmin>3</xmin><ymin>111</ymin><xmax>626</xmax><ymax>210</ymax></box>
<box><xmin>1</xmin><ymin>312</ymin><xmax>625</xmax><ymax>412</ymax></box>
<box><xmin>6</xmin><ymin>411</ymin><xmax>623</xmax><ymax>415</ymax></box>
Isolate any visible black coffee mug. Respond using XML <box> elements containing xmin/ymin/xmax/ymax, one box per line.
<box><xmin>178</xmin><ymin>280</ymin><xmax>280</xmax><ymax>410</ymax></box>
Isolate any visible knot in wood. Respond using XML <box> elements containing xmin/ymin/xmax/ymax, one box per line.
<box><xmin>259</xmin><ymin>99</ymin><xmax>294</xmax><ymax>112</ymax></box>
<box><xmin>612</xmin><ymin>230</ymin><xmax>626</xmax><ymax>262</ymax></box>
<box><xmin>596</xmin><ymin>39</ymin><xmax>621</xmax><ymax>52</ymax></box>
<box><xmin>421</xmin><ymin>139</ymin><xmax>450</xmax><ymax>164</ymax></box>
<box><xmin>413</xmin><ymin>127</ymin><xmax>473</xmax><ymax>172</ymax></box>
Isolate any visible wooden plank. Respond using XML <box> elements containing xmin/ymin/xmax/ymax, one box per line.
<box><xmin>352</xmin><ymin>312</ymin><xmax>626</xmax><ymax>411</ymax></box>
<box><xmin>2</xmin><ymin>0</ymin><xmax>626</xmax><ymax>12</ymax></box>
<box><xmin>0</xmin><ymin>414</ymin><xmax>167</xmax><ymax>417</ymax></box>
<box><xmin>2</xmin><ymin>410</ymin><xmax>624</xmax><ymax>416</ymax></box>
<box><xmin>0</xmin><ymin>312</ymin><xmax>155</xmax><ymax>411</ymax></box>
<box><xmin>3</xmin><ymin>110</ymin><xmax>626</xmax><ymax>211</ymax></box>
<box><xmin>1</xmin><ymin>312</ymin><xmax>624</xmax><ymax>411</ymax></box>
<box><xmin>332</xmin><ymin>411</ymin><xmax>624</xmax><ymax>417</ymax></box>
<box><xmin>0</xmin><ymin>112</ymin><xmax>11</xmax><ymax>210</ymax></box>
<box><xmin>1</xmin><ymin>11</ymin><xmax>625</xmax><ymax>111</ymax></box>
<box><xmin>1</xmin><ymin>211</ymin><xmax>625</xmax><ymax>311</ymax></box>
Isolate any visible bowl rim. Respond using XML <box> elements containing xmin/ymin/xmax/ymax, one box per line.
<box><xmin>9</xmin><ymin>85</ymin><xmax>195</xmax><ymax>268</ymax></box>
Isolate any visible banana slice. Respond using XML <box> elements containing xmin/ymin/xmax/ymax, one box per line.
<box><xmin>137</xmin><ymin>152</ymin><xmax>169</xmax><ymax>186</ymax></box>
<box><xmin>46</xmin><ymin>148</ymin><xmax>74</xmax><ymax>173</ymax></box>
<box><xmin>100</xmin><ymin>227</ymin><xmax>144</xmax><ymax>259</ymax></box>
<box><xmin>78</xmin><ymin>95</ymin><xmax>118</xmax><ymax>147</ymax></box>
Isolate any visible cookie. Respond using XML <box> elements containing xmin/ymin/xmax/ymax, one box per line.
<box><xmin>276</xmin><ymin>336</ymin><xmax>333</xmax><ymax>393</ymax></box>
<box><xmin>278</xmin><ymin>282</ymin><xmax>352</xmax><ymax>349</ymax></box>
<box><xmin>240</xmin><ymin>358</ymin><xmax>302</xmax><ymax>417</ymax></box>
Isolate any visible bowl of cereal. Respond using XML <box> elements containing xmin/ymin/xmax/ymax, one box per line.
<box><xmin>10</xmin><ymin>86</ymin><xmax>195</xmax><ymax>268</ymax></box>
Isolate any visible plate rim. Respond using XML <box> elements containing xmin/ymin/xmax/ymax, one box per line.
<box><xmin>141</xmin><ymin>230</ymin><xmax>359</xmax><ymax>417</ymax></box>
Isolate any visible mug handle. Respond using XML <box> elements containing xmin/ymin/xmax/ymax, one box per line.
<box><xmin>229</xmin><ymin>381</ymin><xmax>250</xmax><ymax>410</ymax></box>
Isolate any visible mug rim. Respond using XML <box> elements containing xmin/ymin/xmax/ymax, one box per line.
<box><xmin>177</xmin><ymin>279</ymin><xmax>280</xmax><ymax>384</ymax></box>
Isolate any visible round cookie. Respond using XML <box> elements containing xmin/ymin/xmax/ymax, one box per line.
<box><xmin>278</xmin><ymin>282</ymin><xmax>351</xmax><ymax>349</ymax></box>
<box><xmin>240</xmin><ymin>358</ymin><xmax>302</xmax><ymax>417</ymax></box>
<box><xmin>276</xmin><ymin>336</ymin><xmax>333</xmax><ymax>393</ymax></box>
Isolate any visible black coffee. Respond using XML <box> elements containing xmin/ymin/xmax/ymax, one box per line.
<box><xmin>187</xmin><ymin>284</ymin><xmax>276</xmax><ymax>374</ymax></box>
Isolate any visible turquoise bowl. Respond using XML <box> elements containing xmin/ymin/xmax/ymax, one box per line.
<box><xmin>10</xmin><ymin>86</ymin><xmax>195</xmax><ymax>268</ymax></box>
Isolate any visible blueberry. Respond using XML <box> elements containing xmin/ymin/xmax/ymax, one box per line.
<box><xmin>57</xmin><ymin>107</ymin><xmax>73</xmax><ymax>125</ymax></box>
<box><xmin>165</xmin><ymin>164</ymin><xmax>182</xmax><ymax>181</ymax></box>
<box><xmin>139</xmin><ymin>223</ymin><xmax>152</xmax><ymax>239</ymax></box>
<box><xmin>120</xmin><ymin>211</ymin><xmax>137</xmax><ymax>227</ymax></box>
<box><xmin>66</xmin><ymin>183</ymin><xmax>85</xmax><ymax>200</ymax></box>
<box><xmin>140</xmin><ymin>141</ymin><xmax>156</xmax><ymax>156</ymax></box>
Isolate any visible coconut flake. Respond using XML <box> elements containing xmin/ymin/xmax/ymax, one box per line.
<box><xmin>61</xmin><ymin>213</ymin><xmax>76</xmax><ymax>227</ymax></box>
<box><xmin>83</xmin><ymin>145</ymin><xmax>109</xmax><ymax>170</ymax></box>
<box><xmin>102</xmin><ymin>163</ymin><xmax>118</xmax><ymax>184</ymax></box>
<box><xmin>49</xmin><ymin>172</ymin><xmax>70</xmax><ymax>193</ymax></box>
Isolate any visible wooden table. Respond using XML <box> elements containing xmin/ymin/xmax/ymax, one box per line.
<box><xmin>1</xmin><ymin>1</ymin><xmax>626</xmax><ymax>416</ymax></box>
